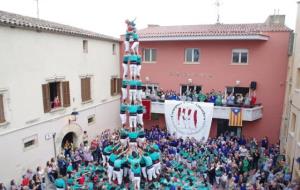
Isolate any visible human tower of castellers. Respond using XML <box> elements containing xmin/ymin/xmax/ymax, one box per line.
<box><xmin>104</xmin><ymin>19</ymin><xmax>161</xmax><ymax>190</ymax></box>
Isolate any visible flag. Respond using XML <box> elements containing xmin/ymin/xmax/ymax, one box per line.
<box><xmin>229</xmin><ymin>107</ymin><xmax>243</xmax><ymax>127</ymax></box>
<box><xmin>142</xmin><ymin>99</ymin><xmax>151</xmax><ymax>120</ymax></box>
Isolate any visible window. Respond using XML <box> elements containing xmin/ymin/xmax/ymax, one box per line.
<box><xmin>142</xmin><ymin>83</ymin><xmax>159</xmax><ymax>93</ymax></box>
<box><xmin>296</xmin><ymin>68</ymin><xmax>300</xmax><ymax>89</ymax></box>
<box><xmin>88</xmin><ymin>115</ymin><xmax>95</xmax><ymax>125</ymax></box>
<box><xmin>185</xmin><ymin>48</ymin><xmax>200</xmax><ymax>63</ymax></box>
<box><xmin>83</xmin><ymin>40</ymin><xmax>88</xmax><ymax>53</ymax></box>
<box><xmin>42</xmin><ymin>81</ymin><xmax>70</xmax><ymax>113</ymax></box>
<box><xmin>112</xmin><ymin>44</ymin><xmax>116</xmax><ymax>55</ymax></box>
<box><xmin>180</xmin><ymin>85</ymin><xmax>202</xmax><ymax>95</ymax></box>
<box><xmin>291</xmin><ymin>112</ymin><xmax>296</xmax><ymax>133</ymax></box>
<box><xmin>23</xmin><ymin>135</ymin><xmax>38</xmax><ymax>151</ymax></box>
<box><xmin>81</xmin><ymin>77</ymin><xmax>92</xmax><ymax>102</ymax></box>
<box><xmin>232</xmin><ymin>49</ymin><xmax>248</xmax><ymax>64</ymax></box>
<box><xmin>111</xmin><ymin>77</ymin><xmax>122</xmax><ymax>96</ymax></box>
<box><xmin>143</xmin><ymin>48</ymin><xmax>157</xmax><ymax>62</ymax></box>
<box><xmin>226</xmin><ymin>87</ymin><xmax>249</xmax><ymax>96</ymax></box>
<box><xmin>0</xmin><ymin>94</ymin><xmax>5</xmax><ymax>123</ymax></box>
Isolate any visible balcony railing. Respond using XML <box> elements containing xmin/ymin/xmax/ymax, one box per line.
<box><xmin>151</xmin><ymin>101</ymin><xmax>263</xmax><ymax>121</ymax></box>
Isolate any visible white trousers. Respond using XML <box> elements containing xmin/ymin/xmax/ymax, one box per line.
<box><xmin>136</xmin><ymin>89</ymin><xmax>142</xmax><ymax>101</ymax></box>
<box><xmin>124</xmin><ymin>41</ymin><xmax>130</xmax><ymax>52</ymax></box>
<box><xmin>142</xmin><ymin>167</ymin><xmax>147</xmax><ymax>179</ymax></box>
<box><xmin>102</xmin><ymin>154</ymin><xmax>107</xmax><ymax>165</ymax></box>
<box><xmin>133</xmin><ymin>176</ymin><xmax>141</xmax><ymax>190</ymax></box>
<box><xmin>120</xmin><ymin>138</ymin><xmax>128</xmax><ymax>146</ymax></box>
<box><xmin>129</xmin><ymin>115</ymin><xmax>137</xmax><ymax>128</ymax></box>
<box><xmin>122</xmin><ymin>63</ymin><xmax>128</xmax><ymax>78</ymax></box>
<box><xmin>129</xmin><ymin>64</ymin><xmax>137</xmax><ymax>79</ymax></box>
<box><xmin>136</xmin><ymin>65</ymin><xmax>142</xmax><ymax>78</ymax></box>
<box><xmin>123</xmin><ymin>167</ymin><xmax>129</xmax><ymax>177</ymax></box>
<box><xmin>129</xmin><ymin>142</ymin><xmax>138</xmax><ymax>151</ymax></box>
<box><xmin>153</xmin><ymin>162</ymin><xmax>161</xmax><ymax>175</ymax></box>
<box><xmin>113</xmin><ymin>169</ymin><xmax>123</xmax><ymax>185</ymax></box>
<box><xmin>147</xmin><ymin>167</ymin><xmax>156</xmax><ymax>181</ymax></box>
<box><xmin>131</xmin><ymin>41</ymin><xmax>139</xmax><ymax>54</ymax></box>
<box><xmin>137</xmin><ymin>113</ymin><xmax>144</xmax><ymax>126</ymax></box>
<box><xmin>107</xmin><ymin>165</ymin><xmax>114</xmax><ymax>183</ymax></box>
<box><xmin>129</xmin><ymin>89</ymin><xmax>137</xmax><ymax>103</ymax></box>
<box><xmin>121</xmin><ymin>87</ymin><xmax>127</xmax><ymax>101</ymax></box>
<box><xmin>120</xmin><ymin>113</ymin><xmax>126</xmax><ymax>125</ymax></box>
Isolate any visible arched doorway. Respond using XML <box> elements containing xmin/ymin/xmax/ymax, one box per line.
<box><xmin>56</xmin><ymin>123</ymin><xmax>83</xmax><ymax>155</ymax></box>
<box><xmin>61</xmin><ymin>132</ymin><xmax>76</xmax><ymax>148</ymax></box>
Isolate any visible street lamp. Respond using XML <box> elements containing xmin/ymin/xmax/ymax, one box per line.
<box><xmin>69</xmin><ymin>111</ymin><xmax>79</xmax><ymax>124</ymax></box>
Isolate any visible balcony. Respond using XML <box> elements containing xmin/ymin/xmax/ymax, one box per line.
<box><xmin>151</xmin><ymin>101</ymin><xmax>263</xmax><ymax>121</ymax></box>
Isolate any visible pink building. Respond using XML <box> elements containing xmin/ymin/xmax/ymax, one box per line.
<box><xmin>120</xmin><ymin>15</ymin><xmax>292</xmax><ymax>143</ymax></box>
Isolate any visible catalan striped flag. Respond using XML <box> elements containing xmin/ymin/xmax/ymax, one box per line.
<box><xmin>229</xmin><ymin>107</ymin><xmax>243</xmax><ymax>127</ymax></box>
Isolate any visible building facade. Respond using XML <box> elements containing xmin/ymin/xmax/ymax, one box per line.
<box><xmin>0</xmin><ymin>11</ymin><xmax>121</xmax><ymax>184</ymax></box>
<box><xmin>121</xmin><ymin>15</ymin><xmax>292</xmax><ymax>144</ymax></box>
<box><xmin>281</xmin><ymin>2</ymin><xmax>300</xmax><ymax>180</ymax></box>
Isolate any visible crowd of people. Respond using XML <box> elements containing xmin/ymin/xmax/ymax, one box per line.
<box><xmin>1</xmin><ymin>127</ymin><xmax>299</xmax><ymax>190</ymax></box>
<box><xmin>144</xmin><ymin>88</ymin><xmax>258</xmax><ymax>107</ymax></box>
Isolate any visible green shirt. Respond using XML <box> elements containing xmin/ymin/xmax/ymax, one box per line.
<box><xmin>143</xmin><ymin>155</ymin><xmax>153</xmax><ymax>166</ymax></box>
<box><xmin>129</xmin><ymin>80</ymin><xmax>137</xmax><ymax>87</ymax></box>
<box><xmin>123</xmin><ymin>55</ymin><xmax>129</xmax><ymax>63</ymax></box>
<box><xmin>67</xmin><ymin>165</ymin><xmax>73</xmax><ymax>173</ymax></box>
<box><xmin>128</xmin><ymin>105</ymin><xmax>138</xmax><ymax>113</ymax></box>
<box><xmin>122</xmin><ymin>80</ymin><xmax>129</xmax><ymax>87</ymax></box>
<box><xmin>128</xmin><ymin>131</ymin><xmax>138</xmax><ymax>139</ymax></box>
<box><xmin>136</xmin><ymin>80</ymin><xmax>142</xmax><ymax>87</ymax></box>
<box><xmin>150</xmin><ymin>152</ymin><xmax>160</xmax><ymax>161</ymax></box>
<box><xmin>54</xmin><ymin>178</ymin><xmax>66</xmax><ymax>188</ymax></box>
<box><xmin>215</xmin><ymin>95</ymin><xmax>222</xmax><ymax>106</ymax></box>
<box><xmin>131</xmin><ymin>166</ymin><xmax>141</xmax><ymax>175</ymax></box>
<box><xmin>137</xmin><ymin>55</ymin><xmax>142</xmax><ymax>64</ymax></box>
<box><xmin>109</xmin><ymin>153</ymin><xmax>118</xmax><ymax>163</ymax></box>
<box><xmin>128</xmin><ymin>156</ymin><xmax>141</xmax><ymax>168</ymax></box>
<box><xmin>133</xmin><ymin>33</ymin><xmax>139</xmax><ymax>41</ymax></box>
<box><xmin>114</xmin><ymin>158</ymin><xmax>124</xmax><ymax>168</ymax></box>
<box><xmin>130</xmin><ymin>54</ymin><xmax>138</xmax><ymax>63</ymax></box>
<box><xmin>104</xmin><ymin>145</ymin><xmax>113</xmax><ymax>155</ymax></box>
<box><xmin>199</xmin><ymin>93</ymin><xmax>207</xmax><ymax>102</ymax></box>
<box><xmin>120</xmin><ymin>104</ymin><xmax>128</xmax><ymax>112</ymax></box>
<box><xmin>137</xmin><ymin>105</ymin><xmax>144</xmax><ymax>113</ymax></box>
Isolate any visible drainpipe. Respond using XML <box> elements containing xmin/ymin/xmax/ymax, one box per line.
<box><xmin>52</xmin><ymin>132</ymin><xmax>57</xmax><ymax>158</ymax></box>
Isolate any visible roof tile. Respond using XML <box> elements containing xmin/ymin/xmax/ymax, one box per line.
<box><xmin>0</xmin><ymin>10</ymin><xmax>119</xmax><ymax>42</ymax></box>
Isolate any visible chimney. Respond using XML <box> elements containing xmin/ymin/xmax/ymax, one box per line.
<box><xmin>147</xmin><ymin>24</ymin><xmax>160</xmax><ymax>28</ymax></box>
<box><xmin>265</xmin><ymin>14</ymin><xmax>285</xmax><ymax>25</ymax></box>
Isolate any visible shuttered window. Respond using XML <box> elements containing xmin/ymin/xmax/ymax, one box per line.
<box><xmin>0</xmin><ymin>94</ymin><xmax>5</xmax><ymax>123</ymax></box>
<box><xmin>42</xmin><ymin>84</ymin><xmax>51</xmax><ymax>113</ymax></box>
<box><xmin>62</xmin><ymin>81</ymin><xmax>70</xmax><ymax>107</ymax></box>
<box><xmin>111</xmin><ymin>77</ymin><xmax>121</xmax><ymax>96</ymax></box>
<box><xmin>42</xmin><ymin>81</ymin><xmax>70</xmax><ymax>113</ymax></box>
<box><xmin>81</xmin><ymin>77</ymin><xmax>91</xmax><ymax>102</ymax></box>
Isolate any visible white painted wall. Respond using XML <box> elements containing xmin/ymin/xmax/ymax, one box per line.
<box><xmin>0</xmin><ymin>26</ymin><xmax>121</xmax><ymax>184</ymax></box>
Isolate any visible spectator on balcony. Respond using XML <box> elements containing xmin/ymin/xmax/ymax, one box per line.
<box><xmin>215</xmin><ymin>92</ymin><xmax>223</xmax><ymax>106</ymax></box>
<box><xmin>198</xmin><ymin>91</ymin><xmax>207</xmax><ymax>102</ymax></box>
<box><xmin>192</xmin><ymin>90</ymin><xmax>198</xmax><ymax>102</ymax></box>
<box><xmin>226</xmin><ymin>92</ymin><xmax>235</xmax><ymax>106</ymax></box>
<box><xmin>236</xmin><ymin>94</ymin><xmax>244</xmax><ymax>106</ymax></box>
<box><xmin>52</xmin><ymin>96</ymin><xmax>61</xmax><ymax>108</ymax></box>
<box><xmin>250</xmin><ymin>90</ymin><xmax>257</xmax><ymax>106</ymax></box>
<box><xmin>244</xmin><ymin>93</ymin><xmax>251</xmax><ymax>107</ymax></box>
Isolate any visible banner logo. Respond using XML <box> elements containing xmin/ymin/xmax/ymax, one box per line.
<box><xmin>170</xmin><ymin>102</ymin><xmax>206</xmax><ymax>135</ymax></box>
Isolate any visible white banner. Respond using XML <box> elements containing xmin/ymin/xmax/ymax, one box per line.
<box><xmin>164</xmin><ymin>100</ymin><xmax>214</xmax><ymax>141</ymax></box>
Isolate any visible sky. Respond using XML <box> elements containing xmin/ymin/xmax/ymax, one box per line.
<box><xmin>0</xmin><ymin>0</ymin><xmax>298</xmax><ymax>38</ymax></box>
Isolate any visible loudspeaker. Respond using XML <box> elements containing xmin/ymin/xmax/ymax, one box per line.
<box><xmin>250</xmin><ymin>81</ymin><xmax>257</xmax><ymax>90</ymax></box>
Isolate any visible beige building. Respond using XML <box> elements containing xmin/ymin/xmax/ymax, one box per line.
<box><xmin>281</xmin><ymin>1</ymin><xmax>300</xmax><ymax>180</ymax></box>
<box><xmin>0</xmin><ymin>10</ymin><xmax>121</xmax><ymax>184</ymax></box>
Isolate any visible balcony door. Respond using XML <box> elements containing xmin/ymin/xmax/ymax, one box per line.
<box><xmin>180</xmin><ymin>85</ymin><xmax>201</xmax><ymax>95</ymax></box>
<box><xmin>216</xmin><ymin>119</ymin><xmax>241</xmax><ymax>137</ymax></box>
